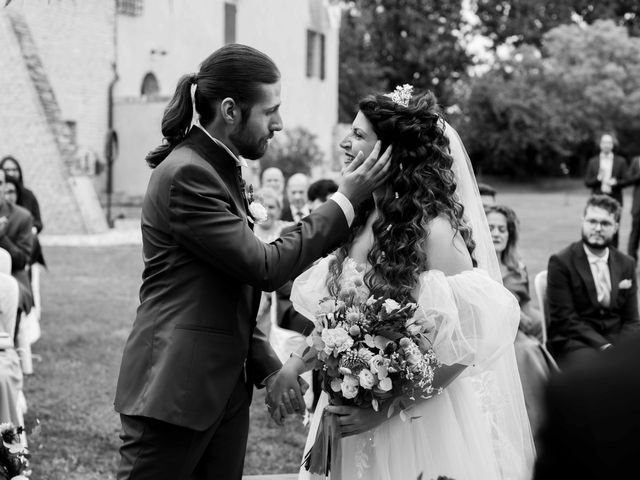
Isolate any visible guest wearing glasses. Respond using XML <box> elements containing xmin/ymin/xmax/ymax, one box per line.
<box><xmin>546</xmin><ymin>195</ymin><xmax>640</xmax><ymax>368</ymax></box>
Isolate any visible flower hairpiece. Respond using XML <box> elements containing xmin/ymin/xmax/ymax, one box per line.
<box><xmin>384</xmin><ymin>84</ymin><xmax>413</xmax><ymax>107</ymax></box>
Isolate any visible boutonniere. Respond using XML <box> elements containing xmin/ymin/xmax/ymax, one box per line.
<box><xmin>618</xmin><ymin>278</ymin><xmax>633</xmax><ymax>289</ymax></box>
<box><xmin>246</xmin><ymin>185</ymin><xmax>268</xmax><ymax>224</ymax></box>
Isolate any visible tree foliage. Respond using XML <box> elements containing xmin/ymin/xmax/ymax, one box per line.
<box><xmin>473</xmin><ymin>0</ymin><xmax>640</xmax><ymax>48</ymax></box>
<box><xmin>338</xmin><ymin>0</ymin><xmax>470</xmax><ymax>122</ymax></box>
<box><xmin>461</xmin><ymin>20</ymin><xmax>640</xmax><ymax>176</ymax></box>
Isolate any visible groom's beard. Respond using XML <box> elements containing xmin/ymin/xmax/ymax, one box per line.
<box><xmin>230</xmin><ymin>125</ymin><xmax>271</xmax><ymax>160</ymax></box>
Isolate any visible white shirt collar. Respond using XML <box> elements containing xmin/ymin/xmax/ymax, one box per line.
<box><xmin>195</xmin><ymin>123</ymin><xmax>248</xmax><ymax>168</ymax></box>
<box><xmin>583</xmin><ymin>244</ymin><xmax>609</xmax><ymax>264</ymax></box>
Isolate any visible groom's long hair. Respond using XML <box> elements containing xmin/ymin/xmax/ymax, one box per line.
<box><xmin>146</xmin><ymin>44</ymin><xmax>280</xmax><ymax>168</ymax></box>
<box><xmin>328</xmin><ymin>90</ymin><xmax>476</xmax><ymax>302</ymax></box>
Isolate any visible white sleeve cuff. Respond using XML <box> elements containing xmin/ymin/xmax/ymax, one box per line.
<box><xmin>329</xmin><ymin>192</ymin><xmax>355</xmax><ymax>227</ymax></box>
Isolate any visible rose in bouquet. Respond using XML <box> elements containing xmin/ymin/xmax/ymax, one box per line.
<box><xmin>302</xmin><ymin>259</ymin><xmax>441</xmax><ymax>475</ymax></box>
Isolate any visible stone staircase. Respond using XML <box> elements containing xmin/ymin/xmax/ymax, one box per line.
<box><xmin>6</xmin><ymin>9</ymin><xmax>79</xmax><ymax>174</ymax></box>
<box><xmin>1</xmin><ymin>7</ymin><xmax>108</xmax><ymax>233</ymax></box>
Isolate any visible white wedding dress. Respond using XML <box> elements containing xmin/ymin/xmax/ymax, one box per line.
<box><xmin>291</xmin><ymin>122</ymin><xmax>535</xmax><ymax>479</ymax></box>
<box><xmin>292</xmin><ymin>257</ymin><xmax>535</xmax><ymax>480</ymax></box>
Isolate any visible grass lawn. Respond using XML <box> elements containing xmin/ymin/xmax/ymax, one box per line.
<box><xmin>24</xmin><ymin>186</ymin><xmax>635</xmax><ymax>478</ymax></box>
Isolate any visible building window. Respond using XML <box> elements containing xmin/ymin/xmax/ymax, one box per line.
<box><xmin>224</xmin><ymin>3</ymin><xmax>237</xmax><ymax>44</ymax></box>
<box><xmin>141</xmin><ymin>72</ymin><xmax>160</xmax><ymax>99</ymax></box>
<box><xmin>306</xmin><ymin>30</ymin><xmax>325</xmax><ymax>80</ymax></box>
<box><xmin>117</xmin><ymin>0</ymin><xmax>144</xmax><ymax>16</ymax></box>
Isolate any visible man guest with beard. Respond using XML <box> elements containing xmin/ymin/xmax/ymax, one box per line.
<box><xmin>546</xmin><ymin>195</ymin><xmax>640</xmax><ymax>368</ymax></box>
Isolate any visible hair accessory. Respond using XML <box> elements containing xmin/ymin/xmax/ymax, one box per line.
<box><xmin>191</xmin><ymin>73</ymin><xmax>198</xmax><ymax>85</ymax></box>
<box><xmin>386</xmin><ymin>224</ymin><xmax>392</xmax><ymax>232</ymax></box>
<box><xmin>385</xmin><ymin>84</ymin><xmax>413</xmax><ymax>107</ymax></box>
<box><xmin>394</xmin><ymin>192</ymin><xmax>399</xmax><ymax>199</ymax></box>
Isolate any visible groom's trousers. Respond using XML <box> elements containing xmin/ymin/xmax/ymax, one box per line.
<box><xmin>117</xmin><ymin>373</ymin><xmax>251</xmax><ymax>480</ymax></box>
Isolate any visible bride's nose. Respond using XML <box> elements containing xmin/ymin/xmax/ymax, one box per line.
<box><xmin>339</xmin><ymin>137</ymin><xmax>350</xmax><ymax>150</ymax></box>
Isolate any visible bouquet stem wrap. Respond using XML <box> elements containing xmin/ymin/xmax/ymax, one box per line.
<box><xmin>302</xmin><ymin>409</ymin><xmax>342</xmax><ymax>479</ymax></box>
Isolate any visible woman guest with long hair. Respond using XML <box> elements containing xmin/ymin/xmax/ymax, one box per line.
<box><xmin>485</xmin><ymin>204</ymin><xmax>558</xmax><ymax>443</ymax></box>
<box><xmin>0</xmin><ymin>156</ymin><xmax>45</xmax><ymax>267</ymax></box>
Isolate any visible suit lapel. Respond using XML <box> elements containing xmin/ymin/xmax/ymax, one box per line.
<box><xmin>185</xmin><ymin>127</ymin><xmax>250</xmax><ymax>223</ymax></box>
<box><xmin>572</xmin><ymin>243</ymin><xmax>600</xmax><ymax>307</ymax></box>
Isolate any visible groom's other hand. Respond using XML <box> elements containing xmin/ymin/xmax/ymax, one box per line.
<box><xmin>339</xmin><ymin>140</ymin><xmax>392</xmax><ymax>206</ymax></box>
<box><xmin>265</xmin><ymin>370</ymin><xmax>308</xmax><ymax>425</ymax></box>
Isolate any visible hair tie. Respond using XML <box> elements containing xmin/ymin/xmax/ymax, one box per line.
<box><xmin>191</xmin><ymin>73</ymin><xmax>198</xmax><ymax>85</ymax></box>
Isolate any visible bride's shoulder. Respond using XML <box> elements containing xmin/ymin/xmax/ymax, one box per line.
<box><xmin>424</xmin><ymin>215</ymin><xmax>465</xmax><ymax>252</ymax></box>
<box><xmin>424</xmin><ymin>215</ymin><xmax>473</xmax><ymax>275</ymax></box>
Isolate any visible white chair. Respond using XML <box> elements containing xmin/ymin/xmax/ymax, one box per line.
<box><xmin>534</xmin><ymin>270</ymin><xmax>548</xmax><ymax>345</ymax></box>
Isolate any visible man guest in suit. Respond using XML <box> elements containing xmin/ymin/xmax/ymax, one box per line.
<box><xmin>260</xmin><ymin>166</ymin><xmax>285</xmax><ymax>203</ymax></box>
<box><xmin>584</xmin><ymin>133</ymin><xmax>627</xmax><ymax>247</ymax></box>
<box><xmin>534</xmin><ymin>332</ymin><xmax>640</xmax><ymax>479</ymax></box>
<box><xmin>546</xmin><ymin>195</ymin><xmax>640</xmax><ymax>368</ymax></box>
<box><xmin>114</xmin><ymin>44</ymin><xmax>391</xmax><ymax>480</ymax></box>
<box><xmin>280</xmin><ymin>172</ymin><xmax>310</xmax><ymax>222</ymax></box>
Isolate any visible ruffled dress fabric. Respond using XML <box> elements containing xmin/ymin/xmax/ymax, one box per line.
<box><xmin>292</xmin><ymin>258</ymin><xmax>535</xmax><ymax>480</ymax></box>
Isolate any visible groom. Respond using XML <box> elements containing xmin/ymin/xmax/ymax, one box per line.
<box><xmin>114</xmin><ymin>44</ymin><xmax>390</xmax><ymax>480</ymax></box>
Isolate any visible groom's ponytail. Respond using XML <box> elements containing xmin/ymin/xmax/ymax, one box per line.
<box><xmin>146</xmin><ymin>74</ymin><xmax>196</xmax><ymax>168</ymax></box>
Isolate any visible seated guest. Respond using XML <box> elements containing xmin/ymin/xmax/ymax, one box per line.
<box><xmin>485</xmin><ymin>204</ymin><xmax>558</xmax><ymax>441</ymax></box>
<box><xmin>253</xmin><ymin>188</ymin><xmax>292</xmax><ymax>244</ymax></box>
<box><xmin>534</xmin><ymin>332</ymin><xmax>640</xmax><ymax>479</ymax></box>
<box><xmin>280</xmin><ymin>173</ymin><xmax>310</xmax><ymax>222</ymax></box>
<box><xmin>252</xmin><ymin>188</ymin><xmax>294</xmax><ymax>339</ymax></box>
<box><xmin>307</xmin><ymin>178</ymin><xmax>338</xmax><ymax>212</ymax></box>
<box><xmin>0</xmin><ymin>170</ymin><xmax>34</xmax><ymax>317</ymax></box>
<box><xmin>0</xmin><ymin>156</ymin><xmax>45</xmax><ymax>267</ymax></box>
<box><xmin>260</xmin><ymin>166</ymin><xmax>285</xmax><ymax>203</ymax></box>
<box><xmin>547</xmin><ymin>195</ymin><xmax>640</xmax><ymax>368</ymax></box>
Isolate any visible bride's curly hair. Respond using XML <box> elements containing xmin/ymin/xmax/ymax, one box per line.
<box><xmin>327</xmin><ymin>90</ymin><xmax>476</xmax><ymax>302</ymax></box>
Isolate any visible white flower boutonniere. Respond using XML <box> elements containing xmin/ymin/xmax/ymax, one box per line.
<box><xmin>245</xmin><ymin>184</ymin><xmax>268</xmax><ymax>224</ymax></box>
<box><xmin>618</xmin><ymin>278</ymin><xmax>633</xmax><ymax>289</ymax></box>
<box><xmin>248</xmin><ymin>201</ymin><xmax>268</xmax><ymax>224</ymax></box>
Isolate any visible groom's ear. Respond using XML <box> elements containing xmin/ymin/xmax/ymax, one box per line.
<box><xmin>220</xmin><ymin>97</ymin><xmax>239</xmax><ymax>125</ymax></box>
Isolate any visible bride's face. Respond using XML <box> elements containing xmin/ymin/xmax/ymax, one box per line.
<box><xmin>339</xmin><ymin>111</ymin><xmax>378</xmax><ymax>170</ymax></box>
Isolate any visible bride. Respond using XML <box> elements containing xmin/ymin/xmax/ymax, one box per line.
<box><xmin>271</xmin><ymin>86</ymin><xmax>535</xmax><ymax>480</ymax></box>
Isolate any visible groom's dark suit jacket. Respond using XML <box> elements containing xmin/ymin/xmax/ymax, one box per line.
<box><xmin>114</xmin><ymin>128</ymin><xmax>349</xmax><ymax>430</ymax></box>
<box><xmin>546</xmin><ymin>241</ymin><xmax>640</xmax><ymax>364</ymax></box>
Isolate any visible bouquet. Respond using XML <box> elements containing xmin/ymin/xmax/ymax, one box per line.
<box><xmin>302</xmin><ymin>258</ymin><xmax>441</xmax><ymax>476</ymax></box>
<box><xmin>0</xmin><ymin>423</ymin><xmax>30</xmax><ymax>480</ymax></box>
